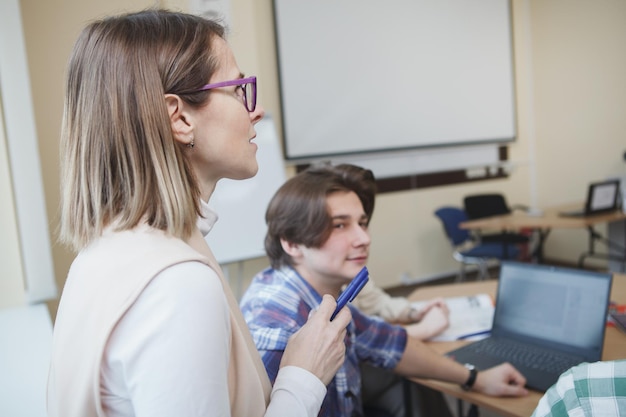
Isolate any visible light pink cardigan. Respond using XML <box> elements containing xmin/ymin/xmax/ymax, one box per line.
<box><xmin>47</xmin><ymin>225</ymin><xmax>271</xmax><ymax>417</ymax></box>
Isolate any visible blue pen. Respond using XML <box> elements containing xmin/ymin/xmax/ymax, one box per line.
<box><xmin>331</xmin><ymin>266</ymin><xmax>369</xmax><ymax>321</ymax></box>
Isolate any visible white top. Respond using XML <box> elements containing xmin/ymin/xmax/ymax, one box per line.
<box><xmin>100</xmin><ymin>202</ymin><xmax>326</xmax><ymax>417</ymax></box>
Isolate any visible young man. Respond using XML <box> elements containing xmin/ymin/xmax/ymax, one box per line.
<box><xmin>240</xmin><ymin>163</ymin><xmax>528</xmax><ymax>417</ymax></box>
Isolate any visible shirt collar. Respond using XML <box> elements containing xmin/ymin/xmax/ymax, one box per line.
<box><xmin>196</xmin><ymin>199</ymin><xmax>219</xmax><ymax>238</ymax></box>
<box><xmin>277</xmin><ymin>266</ymin><xmax>324</xmax><ymax>308</ymax></box>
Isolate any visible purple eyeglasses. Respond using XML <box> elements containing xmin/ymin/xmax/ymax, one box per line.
<box><xmin>193</xmin><ymin>76</ymin><xmax>257</xmax><ymax>112</ymax></box>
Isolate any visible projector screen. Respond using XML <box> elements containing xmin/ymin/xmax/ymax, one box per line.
<box><xmin>273</xmin><ymin>0</ymin><xmax>516</xmax><ymax>161</ymax></box>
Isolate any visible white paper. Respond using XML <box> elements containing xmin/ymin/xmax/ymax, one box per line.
<box><xmin>412</xmin><ymin>294</ymin><xmax>494</xmax><ymax>341</ymax></box>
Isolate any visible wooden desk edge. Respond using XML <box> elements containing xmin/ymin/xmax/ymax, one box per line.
<box><xmin>459</xmin><ymin>207</ymin><xmax>626</xmax><ymax>231</ymax></box>
<box><xmin>410</xmin><ymin>377</ymin><xmax>541</xmax><ymax>417</ymax></box>
<box><xmin>409</xmin><ymin>338</ymin><xmax>543</xmax><ymax>417</ymax></box>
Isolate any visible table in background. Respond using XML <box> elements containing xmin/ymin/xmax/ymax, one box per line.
<box><xmin>408</xmin><ymin>277</ymin><xmax>626</xmax><ymax>417</ymax></box>
<box><xmin>460</xmin><ymin>204</ymin><xmax>626</xmax><ymax>267</ymax></box>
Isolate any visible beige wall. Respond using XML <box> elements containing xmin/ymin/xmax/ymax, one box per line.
<box><xmin>528</xmin><ymin>1</ymin><xmax>626</xmax><ymax>261</ymax></box>
<box><xmin>15</xmin><ymin>0</ymin><xmax>626</xmax><ymax>316</ymax></box>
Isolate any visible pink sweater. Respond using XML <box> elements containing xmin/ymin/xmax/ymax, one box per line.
<box><xmin>47</xmin><ymin>225</ymin><xmax>271</xmax><ymax>417</ymax></box>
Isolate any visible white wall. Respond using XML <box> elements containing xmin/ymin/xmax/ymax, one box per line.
<box><xmin>0</xmin><ymin>0</ymin><xmax>56</xmax><ymax>307</ymax></box>
<box><xmin>0</xmin><ymin>94</ymin><xmax>27</xmax><ymax>308</ymax></box>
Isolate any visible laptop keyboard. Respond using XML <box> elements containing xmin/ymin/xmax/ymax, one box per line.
<box><xmin>463</xmin><ymin>337</ymin><xmax>583</xmax><ymax>374</ymax></box>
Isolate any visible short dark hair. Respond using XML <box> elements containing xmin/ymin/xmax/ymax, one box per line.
<box><xmin>265</xmin><ymin>163</ymin><xmax>376</xmax><ymax>268</ymax></box>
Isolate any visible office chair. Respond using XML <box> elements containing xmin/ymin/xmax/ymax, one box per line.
<box><xmin>434</xmin><ymin>206</ymin><xmax>520</xmax><ymax>281</ymax></box>
<box><xmin>463</xmin><ymin>193</ymin><xmax>531</xmax><ymax>259</ymax></box>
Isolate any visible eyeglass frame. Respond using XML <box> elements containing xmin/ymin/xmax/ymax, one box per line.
<box><xmin>186</xmin><ymin>76</ymin><xmax>257</xmax><ymax>112</ymax></box>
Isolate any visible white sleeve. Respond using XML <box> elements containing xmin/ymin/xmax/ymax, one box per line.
<box><xmin>103</xmin><ymin>262</ymin><xmax>327</xmax><ymax>417</ymax></box>
<box><xmin>265</xmin><ymin>366</ymin><xmax>327</xmax><ymax>417</ymax></box>
<box><xmin>102</xmin><ymin>261</ymin><xmax>231</xmax><ymax>417</ymax></box>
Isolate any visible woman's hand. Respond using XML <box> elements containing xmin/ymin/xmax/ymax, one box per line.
<box><xmin>280</xmin><ymin>294</ymin><xmax>351</xmax><ymax>385</ymax></box>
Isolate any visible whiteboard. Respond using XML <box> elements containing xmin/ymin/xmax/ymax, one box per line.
<box><xmin>274</xmin><ymin>0</ymin><xmax>516</xmax><ymax>160</ymax></box>
<box><xmin>205</xmin><ymin>116</ymin><xmax>286</xmax><ymax>264</ymax></box>
<box><xmin>328</xmin><ymin>144</ymin><xmax>500</xmax><ymax>179</ymax></box>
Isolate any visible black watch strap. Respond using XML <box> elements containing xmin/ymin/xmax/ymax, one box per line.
<box><xmin>461</xmin><ymin>363</ymin><xmax>477</xmax><ymax>391</ymax></box>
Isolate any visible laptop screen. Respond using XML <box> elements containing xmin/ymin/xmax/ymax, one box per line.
<box><xmin>586</xmin><ymin>179</ymin><xmax>620</xmax><ymax>214</ymax></box>
<box><xmin>494</xmin><ymin>262</ymin><xmax>612</xmax><ymax>359</ymax></box>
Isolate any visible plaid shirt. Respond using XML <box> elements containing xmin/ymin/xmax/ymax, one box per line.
<box><xmin>531</xmin><ymin>360</ymin><xmax>626</xmax><ymax>417</ymax></box>
<box><xmin>240</xmin><ymin>266</ymin><xmax>407</xmax><ymax>417</ymax></box>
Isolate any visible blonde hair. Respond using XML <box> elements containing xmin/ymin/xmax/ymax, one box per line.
<box><xmin>59</xmin><ymin>9</ymin><xmax>226</xmax><ymax>251</ymax></box>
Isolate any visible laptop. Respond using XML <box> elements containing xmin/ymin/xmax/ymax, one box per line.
<box><xmin>446</xmin><ymin>261</ymin><xmax>612</xmax><ymax>392</ymax></box>
<box><xmin>559</xmin><ymin>179</ymin><xmax>621</xmax><ymax>217</ymax></box>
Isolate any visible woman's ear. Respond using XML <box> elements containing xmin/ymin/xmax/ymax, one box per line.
<box><xmin>165</xmin><ymin>94</ymin><xmax>194</xmax><ymax>146</ymax></box>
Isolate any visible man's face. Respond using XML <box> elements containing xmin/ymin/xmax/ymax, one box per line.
<box><xmin>296</xmin><ymin>191</ymin><xmax>371</xmax><ymax>287</ymax></box>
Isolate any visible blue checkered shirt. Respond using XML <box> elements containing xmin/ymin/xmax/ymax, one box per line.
<box><xmin>240</xmin><ymin>266</ymin><xmax>408</xmax><ymax>417</ymax></box>
<box><xmin>531</xmin><ymin>360</ymin><xmax>626</xmax><ymax>417</ymax></box>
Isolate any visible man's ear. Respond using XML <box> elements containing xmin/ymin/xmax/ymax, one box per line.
<box><xmin>165</xmin><ymin>94</ymin><xmax>194</xmax><ymax>146</ymax></box>
<box><xmin>280</xmin><ymin>238</ymin><xmax>302</xmax><ymax>259</ymax></box>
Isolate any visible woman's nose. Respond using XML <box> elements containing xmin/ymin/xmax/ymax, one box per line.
<box><xmin>250</xmin><ymin>103</ymin><xmax>265</xmax><ymax>124</ymax></box>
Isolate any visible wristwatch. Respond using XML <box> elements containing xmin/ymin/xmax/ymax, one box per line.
<box><xmin>461</xmin><ymin>363</ymin><xmax>477</xmax><ymax>391</ymax></box>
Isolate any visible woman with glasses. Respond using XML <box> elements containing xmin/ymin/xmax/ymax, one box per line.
<box><xmin>47</xmin><ymin>9</ymin><xmax>351</xmax><ymax>417</ymax></box>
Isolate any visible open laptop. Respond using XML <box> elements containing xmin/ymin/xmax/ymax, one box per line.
<box><xmin>559</xmin><ymin>179</ymin><xmax>621</xmax><ymax>217</ymax></box>
<box><xmin>446</xmin><ymin>261</ymin><xmax>612</xmax><ymax>392</ymax></box>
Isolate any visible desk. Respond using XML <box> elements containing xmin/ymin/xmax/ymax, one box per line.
<box><xmin>460</xmin><ymin>205</ymin><xmax>626</xmax><ymax>267</ymax></box>
<box><xmin>408</xmin><ymin>277</ymin><xmax>626</xmax><ymax>417</ymax></box>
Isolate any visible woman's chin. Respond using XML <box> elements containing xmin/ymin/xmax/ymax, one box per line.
<box><xmin>231</xmin><ymin>163</ymin><xmax>259</xmax><ymax>181</ymax></box>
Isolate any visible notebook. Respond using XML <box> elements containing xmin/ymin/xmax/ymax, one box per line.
<box><xmin>446</xmin><ymin>261</ymin><xmax>613</xmax><ymax>392</ymax></box>
<box><xmin>559</xmin><ymin>179</ymin><xmax>621</xmax><ymax>217</ymax></box>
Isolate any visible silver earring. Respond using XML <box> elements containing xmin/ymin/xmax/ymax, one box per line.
<box><xmin>187</xmin><ymin>137</ymin><xmax>194</xmax><ymax>148</ymax></box>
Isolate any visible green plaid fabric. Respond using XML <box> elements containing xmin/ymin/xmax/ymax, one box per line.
<box><xmin>531</xmin><ymin>360</ymin><xmax>626</xmax><ymax>417</ymax></box>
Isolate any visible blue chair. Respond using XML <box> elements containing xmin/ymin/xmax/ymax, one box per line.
<box><xmin>463</xmin><ymin>193</ymin><xmax>532</xmax><ymax>260</ymax></box>
<box><xmin>434</xmin><ymin>206</ymin><xmax>520</xmax><ymax>281</ymax></box>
